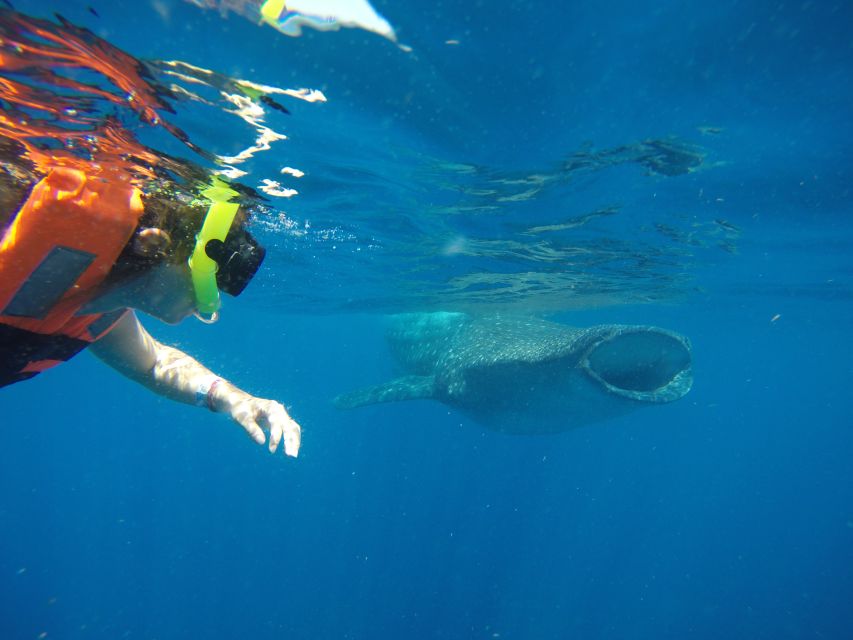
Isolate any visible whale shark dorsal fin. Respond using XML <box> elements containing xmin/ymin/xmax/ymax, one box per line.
<box><xmin>334</xmin><ymin>375</ymin><xmax>436</xmax><ymax>409</ymax></box>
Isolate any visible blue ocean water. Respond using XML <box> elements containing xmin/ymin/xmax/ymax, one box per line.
<box><xmin>2</xmin><ymin>1</ymin><xmax>852</xmax><ymax>639</ymax></box>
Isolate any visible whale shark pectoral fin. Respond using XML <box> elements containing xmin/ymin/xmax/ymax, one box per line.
<box><xmin>334</xmin><ymin>375</ymin><xmax>437</xmax><ymax>409</ymax></box>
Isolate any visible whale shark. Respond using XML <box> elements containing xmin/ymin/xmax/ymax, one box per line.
<box><xmin>335</xmin><ymin>312</ymin><xmax>693</xmax><ymax>433</ymax></box>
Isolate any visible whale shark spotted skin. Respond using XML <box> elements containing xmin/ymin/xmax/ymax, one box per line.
<box><xmin>335</xmin><ymin>312</ymin><xmax>693</xmax><ymax>433</ymax></box>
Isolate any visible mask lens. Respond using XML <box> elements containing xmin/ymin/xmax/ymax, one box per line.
<box><xmin>204</xmin><ymin>231</ymin><xmax>266</xmax><ymax>297</ymax></box>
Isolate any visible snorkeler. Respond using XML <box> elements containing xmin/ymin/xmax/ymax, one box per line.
<box><xmin>0</xmin><ymin>9</ymin><xmax>301</xmax><ymax>457</ymax></box>
<box><xmin>0</xmin><ymin>165</ymin><xmax>302</xmax><ymax>458</ymax></box>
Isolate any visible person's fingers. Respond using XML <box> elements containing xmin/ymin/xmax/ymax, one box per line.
<box><xmin>269</xmin><ymin>417</ymin><xmax>283</xmax><ymax>454</ymax></box>
<box><xmin>254</xmin><ymin>402</ymin><xmax>283</xmax><ymax>454</ymax></box>
<box><xmin>261</xmin><ymin>402</ymin><xmax>299</xmax><ymax>457</ymax></box>
<box><xmin>229</xmin><ymin>399</ymin><xmax>298</xmax><ymax>456</ymax></box>
<box><xmin>283</xmin><ymin>417</ymin><xmax>301</xmax><ymax>458</ymax></box>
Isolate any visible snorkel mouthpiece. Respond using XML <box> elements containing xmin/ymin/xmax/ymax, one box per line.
<box><xmin>189</xmin><ymin>182</ymin><xmax>240</xmax><ymax>322</ymax></box>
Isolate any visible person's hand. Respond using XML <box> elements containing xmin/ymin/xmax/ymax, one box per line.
<box><xmin>214</xmin><ymin>386</ymin><xmax>301</xmax><ymax>457</ymax></box>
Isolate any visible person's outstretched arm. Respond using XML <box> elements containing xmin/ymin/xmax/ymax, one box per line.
<box><xmin>90</xmin><ymin>311</ymin><xmax>301</xmax><ymax>457</ymax></box>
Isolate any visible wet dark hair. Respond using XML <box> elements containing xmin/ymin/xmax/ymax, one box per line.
<box><xmin>108</xmin><ymin>192</ymin><xmax>206</xmax><ymax>279</ymax></box>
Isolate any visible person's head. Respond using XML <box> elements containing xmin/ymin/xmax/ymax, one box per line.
<box><xmin>102</xmin><ymin>189</ymin><xmax>266</xmax><ymax>323</ymax></box>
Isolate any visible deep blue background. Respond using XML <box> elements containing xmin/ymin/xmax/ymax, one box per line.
<box><xmin>2</xmin><ymin>1</ymin><xmax>853</xmax><ymax>639</ymax></box>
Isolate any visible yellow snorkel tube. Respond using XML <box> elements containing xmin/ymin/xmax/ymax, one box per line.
<box><xmin>189</xmin><ymin>181</ymin><xmax>240</xmax><ymax>323</ymax></box>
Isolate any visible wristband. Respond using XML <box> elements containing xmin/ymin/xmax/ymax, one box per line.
<box><xmin>195</xmin><ymin>376</ymin><xmax>222</xmax><ymax>410</ymax></box>
<box><xmin>206</xmin><ymin>378</ymin><xmax>222</xmax><ymax>412</ymax></box>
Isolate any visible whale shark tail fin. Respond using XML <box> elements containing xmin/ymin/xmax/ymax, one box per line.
<box><xmin>334</xmin><ymin>375</ymin><xmax>436</xmax><ymax>409</ymax></box>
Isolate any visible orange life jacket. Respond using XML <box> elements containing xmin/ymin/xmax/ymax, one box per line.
<box><xmin>0</xmin><ymin>167</ymin><xmax>143</xmax><ymax>386</ymax></box>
